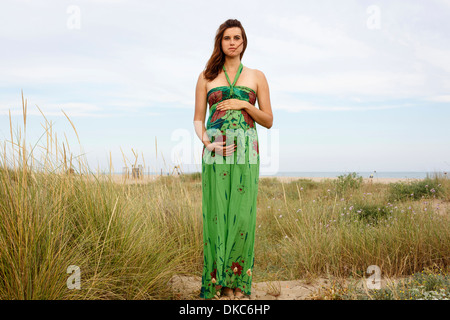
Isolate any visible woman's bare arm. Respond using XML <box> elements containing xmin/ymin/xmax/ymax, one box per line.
<box><xmin>193</xmin><ymin>71</ymin><xmax>211</xmax><ymax>146</ymax></box>
<box><xmin>244</xmin><ymin>70</ymin><xmax>273</xmax><ymax>129</ymax></box>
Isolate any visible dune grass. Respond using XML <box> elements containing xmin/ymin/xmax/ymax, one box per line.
<box><xmin>0</xmin><ymin>93</ymin><xmax>448</xmax><ymax>299</ymax></box>
<box><xmin>257</xmin><ymin>175</ymin><xmax>449</xmax><ymax>281</ymax></box>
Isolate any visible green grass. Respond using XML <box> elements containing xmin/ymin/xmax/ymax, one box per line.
<box><xmin>387</xmin><ymin>176</ymin><xmax>446</xmax><ymax>202</ymax></box>
<box><xmin>334</xmin><ymin>172</ymin><xmax>364</xmax><ymax>197</ymax></box>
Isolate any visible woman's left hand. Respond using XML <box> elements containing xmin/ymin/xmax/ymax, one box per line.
<box><xmin>216</xmin><ymin>99</ymin><xmax>247</xmax><ymax>111</ymax></box>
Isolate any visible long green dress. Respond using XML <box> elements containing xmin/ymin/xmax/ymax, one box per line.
<box><xmin>200</xmin><ymin>62</ymin><xmax>260</xmax><ymax>299</ymax></box>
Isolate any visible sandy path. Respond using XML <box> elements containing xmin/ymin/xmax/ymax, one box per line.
<box><xmin>169</xmin><ymin>275</ymin><xmax>327</xmax><ymax>300</ymax></box>
<box><xmin>169</xmin><ymin>274</ymin><xmax>397</xmax><ymax>300</ymax></box>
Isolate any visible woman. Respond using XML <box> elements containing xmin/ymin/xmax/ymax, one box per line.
<box><xmin>193</xmin><ymin>19</ymin><xmax>273</xmax><ymax>299</ymax></box>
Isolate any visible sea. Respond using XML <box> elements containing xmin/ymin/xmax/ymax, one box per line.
<box><xmin>259</xmin><ymin>171</ymin><xmax>444</xmax><ymax>179</ymax></box>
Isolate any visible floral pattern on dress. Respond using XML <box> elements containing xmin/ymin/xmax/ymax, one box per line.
<box><xmin>241</xmin><ymin>109</ymin><xmax>254</xmax><ymax>128</ymax></box>
<box><xmin>221</xmin><ymin>170</ymin><xmax>230</xmax><ymax>179</ymax></box>
<box><xmin>200</xmin><ymin>66</ymin><xmax>259</xmax><ymax>300</ymax></box>
<box><xmin>231</xmin><ymin>261</ymin><xmax>243</xmax><ymax>276</ymax></box>
<box><xmin>202</xmin><ymin>86</ymin><xmax>260</xmax><ymax>166</ymax></box>
<box><xmin>248</xmin><ymin>90</ymin><xmax>257</xmax><ymax>105</ymax></box>
<box><xmin>208</xmin><ymin>90</ymin><xmax>223</xmax><ymax>107</ymax></box>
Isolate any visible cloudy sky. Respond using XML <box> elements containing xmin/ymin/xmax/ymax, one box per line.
<box><xmin>1</xmin><ymin>0</ymin><xmax>449</xmax><ymax>175</ymax></box>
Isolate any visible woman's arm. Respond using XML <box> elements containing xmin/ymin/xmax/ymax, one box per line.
<box><xmin>244</xmin><ymin>69</ymin><xmax>273</xmax><ymax>129</ymax></box>
<box><xmin>193</xmin><ymin>71</ymin><xmax>236</xmax><ymax>157</ymax></box>
<box><xmin>193</xmin><ymin>71</ymin><xmax>212</xmax><ymax>147</ymax></box>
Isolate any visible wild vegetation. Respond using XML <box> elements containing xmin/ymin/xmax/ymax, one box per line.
<box><xmin>0</xmin><ymin>94</ymin><xmax>448</xmax><ymax>299</ymax></box>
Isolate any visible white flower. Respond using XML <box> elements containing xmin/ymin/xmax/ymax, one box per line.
<box><xmin>233</xmin><ymin>267</ymin><xmax>238</xmax><ymax>273</ymax></box>
<box><xmin>247</xmin><ymin>269</ymin><xmax>252</xmax><ymax>276</ymax></box>
<box><xmin>212</xmin><ymin>278</ymin><xmax>216</xmax><ymax>284</ymax></box>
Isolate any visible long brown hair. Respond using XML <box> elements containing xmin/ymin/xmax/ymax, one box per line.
<box><xmin>204</xmin><ymin>19</ymin><xmax>247</xmax><ymax>82</ymax></box>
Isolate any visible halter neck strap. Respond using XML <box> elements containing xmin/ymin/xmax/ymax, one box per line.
<box><xmin>223</xmin><ymin>63</ymin><xmax>243</xmax><ymax>95</ymax></box>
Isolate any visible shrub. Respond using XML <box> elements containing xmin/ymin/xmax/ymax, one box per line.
<box><xmin>388</xmin><ymin>178</ymin><xmax>444</xmax><ymax>202</ymax></box>
<box><xmin>334</xmin><ymin>172</ymin><xmax>363</xmax><ymax>196</ymax></box>
<box><xmin>351</xmin><ymin>203</ymin><xmax>391</xmax><ymax>224</ymax></box>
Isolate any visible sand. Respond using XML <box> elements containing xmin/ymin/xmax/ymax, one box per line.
<box><xmin>260</xmin><ymin>176</ymin><xmax>422</xmax><ymax>185</ymax></box>
<box><xmin>169</xmin><ymin>274</ymin><xmax>323</xmax><ymax>300</ymax></box>
<box><xmin>89</xmin><ymin>173</ymin><xmax>423</xmax><ymax>185</ymax></box>
<box><xmin>169</xmin><ymin>274</ymin><xmax>400</xmax><ymax>300</ymax></box>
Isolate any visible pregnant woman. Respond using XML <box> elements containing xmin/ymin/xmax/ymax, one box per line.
<box><xmin>193</xmin><ymin>19</ymin><xmax>273</xmax><ymax>299</ymax></box>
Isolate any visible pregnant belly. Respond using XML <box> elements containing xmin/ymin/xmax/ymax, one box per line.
<box><xmin>204</xmin><ymin>108</ymin><xmax>259</xmax><ymax>164</ymax></box>
<box><xmin>207</xmin><ymin>109</ymin><xmax>255</xmax><ymax>131</ymax></box>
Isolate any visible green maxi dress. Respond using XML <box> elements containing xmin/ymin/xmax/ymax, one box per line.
<box><xmin>200</xmin><ymin>63</ymin><xmax>260</xmax><ymax>299</ymax></box>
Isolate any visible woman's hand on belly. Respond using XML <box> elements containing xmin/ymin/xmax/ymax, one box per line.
<box><xmin>216</xmin><ymin>99</ymin><xmax>249</xmax><ymax>111</ymax></box>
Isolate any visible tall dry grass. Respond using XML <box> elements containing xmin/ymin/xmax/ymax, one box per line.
<box><xmin>1</xmin><ymin>92</ymin><xmax>449</xmax><ymax>299</ymax></box>
<box><xmin>254</xmin><ymin>175</ymin><xmax>450</xmax><ymax>281</ymax></box>
<box><xmin>0</xmin><ymin>92</ymin><xmax>202</xmax><ymax>299</ymax></box>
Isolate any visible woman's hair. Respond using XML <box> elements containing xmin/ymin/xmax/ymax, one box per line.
<box><xmin>204</xmin><ymin>19</ymin><xmax>247</xmax><ymax>81</ymax></box>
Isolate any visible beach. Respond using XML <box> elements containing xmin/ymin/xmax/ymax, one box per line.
<box><xmin>87</xmin><ymin>173</ymin><xmax>423</xmax><ymax>185</ymax></box>
<box><xmin>260</xmin><ymin>176</ymin><xmax>423</xmax><ymax>185</ymax></box>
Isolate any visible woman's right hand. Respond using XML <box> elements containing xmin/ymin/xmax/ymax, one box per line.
<box><xmin>206</xmin><ymin>141</ymin><xmax>236</xmax><ymax>157</ymax></box>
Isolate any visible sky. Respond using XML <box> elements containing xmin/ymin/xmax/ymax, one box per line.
<box><xmin>0</xmin><ymin>0</ymin><xmax>449</xmax><ymax>175</ymax></box>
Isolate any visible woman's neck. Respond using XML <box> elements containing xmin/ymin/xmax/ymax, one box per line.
<box><xmin>223</xmin><ymin>57</ymin><xmax>241</xmax><ymax>73</ymax></box>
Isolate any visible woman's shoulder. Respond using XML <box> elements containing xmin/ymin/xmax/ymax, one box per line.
<box><xmin>244</xmin><ymin>66</ymin><xmax>265</xmax><ymax>79</ymax></box>
<box><xmin>199</xmin><ymin>69</ymin><xmax>207</xmax><ymax>80</ymax></box>
<box><xmin>198</xmin><ymin>70</ymin><xmax>209</xmax><ymax>86</ymax></box>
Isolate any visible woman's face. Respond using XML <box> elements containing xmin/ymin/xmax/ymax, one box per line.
<box><xmin>222</xmin><ymin>27</ymin><xmax>243</xmax><ymax>57</ymax></box>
